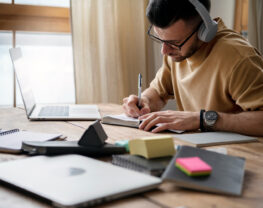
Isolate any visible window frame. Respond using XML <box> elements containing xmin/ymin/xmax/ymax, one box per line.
<box><xmin>0</xmin><ymin>3</ymin><xmax>70</xmax><ymax>32</ymax></box>
<box><xmin>0</xmin><ymin>1</ymin><xmax>71</xmax><ymax>107</ymax></box>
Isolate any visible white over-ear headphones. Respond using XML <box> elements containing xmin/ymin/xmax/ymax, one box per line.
<box><xmin>188</xmin><ymin>0</ymin><xmax>218</xmax><ymax>42</ymax></box>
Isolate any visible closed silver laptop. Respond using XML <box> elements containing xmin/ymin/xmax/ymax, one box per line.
<box><xmin>0</xmin><ymin>155</ymin><xmax>161</xmax><ymax>207</ymax></box>
<box><xmin>9</xmin><ymin>48</ymin><xmax>101</xmax><ymax>121</ymax></box>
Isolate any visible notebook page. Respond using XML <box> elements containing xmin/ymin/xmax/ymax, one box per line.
<box><xmin>0</xmin><ymin>130</ymin><xmax>61</xmax><ymax>152</ymax></box>
<box><xmin>104</xmin><ymin>114</ymin><xmax>184</xmax><ymax>133</ymax></box>
<box><xmin>107</xmin><ymin>114</ymin><xmax>139</xmax><ymax>122</ymax></box>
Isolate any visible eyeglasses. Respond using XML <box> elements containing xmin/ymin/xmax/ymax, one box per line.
<box><xmin>147</xmin><ymin>22</ymin><xmax>202</xmax><ymax>51</ymax></box>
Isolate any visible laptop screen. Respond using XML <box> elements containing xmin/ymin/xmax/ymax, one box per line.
<box><xmin>9</xmin><ymin>48</ymin><xmax>36</xmax><ymax>117</ymax></box>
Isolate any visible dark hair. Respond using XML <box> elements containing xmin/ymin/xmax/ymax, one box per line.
<box><xmin>146</xmin><ymin>0</ymin><xmax>211</xmax><ymax>28</ymax></box>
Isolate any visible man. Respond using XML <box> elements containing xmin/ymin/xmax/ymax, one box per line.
<box><xmin>122</xmin><ymin>0</ymin><xmax>263</xmax><ymax>136</ymax></box>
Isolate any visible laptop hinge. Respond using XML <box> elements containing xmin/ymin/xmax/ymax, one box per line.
<box><xmin>28</xmin><ymin>104</ymin><xmax>36</xmax><ymax>118</ymax></box>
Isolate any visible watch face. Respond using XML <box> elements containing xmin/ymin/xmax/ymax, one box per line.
<box><xmin>204</xmin><ymin>111</ymin><xmax>218</xmax><ymax>126</ymax></box>
<box><xmin>205</xmin><ymin>111</ymin><xmax>218</xmax><ymax>121</ymax></box>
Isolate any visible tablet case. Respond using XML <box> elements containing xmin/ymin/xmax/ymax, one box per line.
<box><xmin>22</xmin><ymin>120</ymin><xmax>126</xmax><ymax>156</ymax></box>
<box><xmin>162</xmin><ymin>145</ymin><xmax>246</xmax><ymax>196</ymax></box>
<box><xmin>173</xmin><ymin>132</ymin><xmax>257</xmax><ymax>147</ymax></box>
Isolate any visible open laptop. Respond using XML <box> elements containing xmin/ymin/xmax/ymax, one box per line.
<box><xmin>0</xmin><ymin>155</ymin><xmax>161</xmax><ymax>207</ymax></box>
<box><xmin>9</xmin><ymin>48</ymin><xmax>101</xmax><ymax>121</ymax></box>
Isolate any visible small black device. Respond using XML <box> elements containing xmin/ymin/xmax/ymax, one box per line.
<box><xmin>22</xmin><ymin>120</ymin><xmax>126</xmax><ymax>156</ymax></box>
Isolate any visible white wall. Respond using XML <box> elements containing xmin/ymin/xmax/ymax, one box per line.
<box><xmin>210</xmin><ymin>0</ymin><xmax>236</xmax><ymax>29</ymax></box>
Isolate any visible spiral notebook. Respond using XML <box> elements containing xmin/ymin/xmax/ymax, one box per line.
<box><xmin>0</xmin><ymin>129</ymin><xmax>62</xmax><ymax>153</ymax></box>
<box><xmin>112</xmin><ymin>154</ymin><xmax>172</xmax><ymax>176</ymax></box>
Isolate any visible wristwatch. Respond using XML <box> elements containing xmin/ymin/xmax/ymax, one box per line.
<box><xmin>203</xmin><ymin>110</ymin><xmax>218</xmax><ymax>131</ymax></box>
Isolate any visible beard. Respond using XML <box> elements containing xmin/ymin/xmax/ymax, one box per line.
<box><xmin>169</xmin><ymin>38</ymin><xmax>202</xmax><ymax>62</ymax></box>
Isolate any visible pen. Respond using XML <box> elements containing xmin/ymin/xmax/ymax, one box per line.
<box><xmin>138</xmin><ymin>73</ymin><xmax>142</xmax><ymax>108</ymax></box>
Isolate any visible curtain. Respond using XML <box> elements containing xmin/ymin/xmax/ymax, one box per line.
<box><xmin>248</xmin><ymin>0</ymin><xmax>263</xmax><ymax>54</ymax></box>
<box><xmin>71</xmin><ymin>0</ymin><xmax>150</xmax><ymax>104</ymax></box>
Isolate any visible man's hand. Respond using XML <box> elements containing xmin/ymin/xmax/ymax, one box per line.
<box><xmin>138</xmin><ymin>110</ymin><xmax>199</xmax><ymax>133</ymax></box>
<box><xmin>122</xmin><ymin>95</ymin><xmax>151</xmax><ymax>118</ymax></box>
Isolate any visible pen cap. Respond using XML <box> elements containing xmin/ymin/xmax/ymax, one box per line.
<box><xmin>138</xmin><ymin>73</ymin><xmax>142</xmax><ymax>87</ymax></box>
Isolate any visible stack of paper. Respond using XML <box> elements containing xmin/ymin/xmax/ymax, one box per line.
<box><xmin>0</xmin><ymin>129</ymin><xmax>62</xmax><ymax>153</ymax></box>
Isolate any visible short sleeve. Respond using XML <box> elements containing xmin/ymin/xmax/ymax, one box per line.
<box><xmin>229</xmin><ymin>55</ymin><xmax>263</xmax><ymax>111</ymax></box>
<box><xmin>149</xmin><ymin>56</ymin><xmax>174</xmax><ymax>103</ymax></box>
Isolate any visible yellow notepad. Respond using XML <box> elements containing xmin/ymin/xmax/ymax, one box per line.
<box><xmin>129</xmin><ymin>135</ymin><xmax>175</xmax><ymax>159</ymax></box>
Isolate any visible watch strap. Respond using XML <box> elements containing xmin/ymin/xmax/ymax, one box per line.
<box><xmin>200</xmin><ymin>109</ymin><xmax>206</xmax><ymax>132</ymax></box>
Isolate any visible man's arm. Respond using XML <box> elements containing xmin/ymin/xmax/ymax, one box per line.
<box><xmin>141</xmin><ymin>88</ymin><xmax>166</xmax><ymax>112</ymax></box>
<box><xmin>139</xmin><ymin>110</ymin><xmax>263</xmax><ymax>136</ymax></box>
<box><xmin>215</xmin><ymin>111</ymin><xmax>263</xmax><ymax>136</ymax></box>
<box><xmin>122</xmin><ymin>87</ymin><xmax>165</xmax><ymax>117</ymax></box>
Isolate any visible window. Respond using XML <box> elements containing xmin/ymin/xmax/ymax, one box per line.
<box><xmin>14</xmin><ymin>0</ymin><xmax>70</xmax><ymax>7</ymax></box>
<box><xmin>15</xmin><ymin>32</ymin><xmax>75</xmax><ymax>105</ymax></box>
<box><xmin>0</xmin><ymin>0</ymin><xmax>75</xmax><ymax>107</ymax></box>
<box><xmin>0</xmin><ymin>0</ymin><xmax>11</xmax><ymax>3</ymax></box>
<box><xmin>0</xmin><ymin>32</ymin><xmax>13</xmax><ymax>107</ymax></box>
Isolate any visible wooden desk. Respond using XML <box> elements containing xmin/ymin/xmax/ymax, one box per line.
<box><xmin>0</xmin><ymin>104</ymin><xmax>262</xmax><ymax>208</ymax></box>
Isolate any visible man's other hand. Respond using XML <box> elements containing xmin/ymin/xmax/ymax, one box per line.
<box><xmin>123</xmin><ymin>94</ymin><xmax>151</xmax><ymax>118</ymax></box>
<box><xmin>139</xmin><ymin>110</ymin><xmax>199</xmax><ymax>133</ymax></box>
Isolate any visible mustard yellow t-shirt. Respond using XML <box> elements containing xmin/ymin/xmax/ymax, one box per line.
<box><xmin>150</xmin><ymin>18</ymin><xmax>263</xmax><ymax>112</ymax></box>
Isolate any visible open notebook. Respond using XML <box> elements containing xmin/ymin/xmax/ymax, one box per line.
<box><xmin>0</xmin><ymin>129</ymin><xmax>62</xmax><ymax>153</ymax></box>
<box><xmin>102</xmin><ymin>114</ymin><xmax>184</xmax><ymax>133</ymax></box>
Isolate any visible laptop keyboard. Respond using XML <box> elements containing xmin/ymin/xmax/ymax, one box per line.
<box><xmin>38</xmin><ymin>106</ymin><xmax>69</xmax><ymax>117</ymax></box>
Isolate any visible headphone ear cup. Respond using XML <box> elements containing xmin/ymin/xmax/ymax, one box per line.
<box><xmin>197</xmin><ymin>21</ymin><xmax>218</xmax><ymax>42</ymax></box>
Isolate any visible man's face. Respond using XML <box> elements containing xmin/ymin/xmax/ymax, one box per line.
<box><xmin>153</xmin><ymin>20</ymin><xmax>202</xmax><ymax>62</ymax></box>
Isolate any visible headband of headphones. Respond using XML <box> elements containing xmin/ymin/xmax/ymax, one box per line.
<box><xmin>188</xmin><ymin>0</ymin><xmax>218</xmax><ymax>42</ymax></box>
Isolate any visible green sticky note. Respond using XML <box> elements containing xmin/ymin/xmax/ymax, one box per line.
<box><xmin>115</xmin><ymin>140</ymin><xmax>129</xmax><ymax>152</ymax></box>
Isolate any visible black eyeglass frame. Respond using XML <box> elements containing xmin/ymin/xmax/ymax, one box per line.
<box><xmin>147</xmin><ymin>22</ymin><xmax>202</xmax><ymax>51</ymax></box>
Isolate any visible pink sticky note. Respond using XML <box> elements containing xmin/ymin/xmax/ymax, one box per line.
<box><xmin>176</xmin><ymin>157</ymin><xmax>212</xmax><ymax>173</ymax></box>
